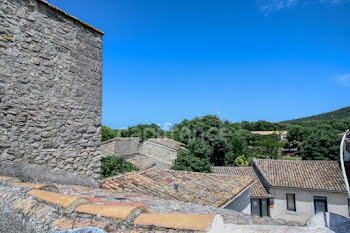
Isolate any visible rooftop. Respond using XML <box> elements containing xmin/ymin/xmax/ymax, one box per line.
<box><xmin>251</xmin><ymin>131</ymin><xmax>288</xmax><ymax>136</ymax></box>
<box><xmin>212</xmin><ymin>166</ymin><xmax>273</xmax><ymax>198</ymax></box>
<box><xmin>145</xmin><ymin>138</ymin><xmax>185</xmax><ymax>150</ymax></box>
<box><xmin>102</xmin><ymin>168</ymin><xmax>255</xmax><ymax>207</ymax></box>
<box><xmin>252</xmin><ymin>159</ymin><xmax>347</xmax><ymax>192</ymax></box>
<box><xmin>0</xmin><ymin>175</ymin><xmax>300</xmax><ymax>232</ymax></box>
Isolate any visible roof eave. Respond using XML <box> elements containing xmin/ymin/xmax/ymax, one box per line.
<box><xmin>271</xmin><ymin>186</ymin><xmax>348</xmax><ymax>194</ymax></box>
<box><xmin>219</xmin><ymin>179</ymin><xmax>256</xmax><ymax>208</ymax></box>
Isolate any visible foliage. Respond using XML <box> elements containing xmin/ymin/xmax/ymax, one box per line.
<box><xmin>234</xmin><ymin>155</ymin><xmax>249</xmax><ymax>166</ymax></box>
<box><xmin>300</xmin><ymin>129</ymin><xmax>340</xmax><ymax>161</ymax></box>
<box><xmin>115</xmin><ymin>124</ymin><xmax>167</xmax><ymax>142</ymax></box>
<box><xmin>101</xmin><ymin>125</ymin><xmax>117</xmax><ymax>142</ymax></box>
<box><xmin>254</xmin><ymin>134</ymin><xmax>282</xmax><ymax>159</ymax></box>
<box><xmin>241</xmin><ymin>120</ymin><xmax>287</xmax><ymax>131</ymax></box>
<box><xmin>285</xmin><ymin>106</ymin><xmax>350</xmax><ymax>122</ymax></box>
<box><xmin>101</xmin><ymin>156</ymin><xmax>138</xmax><ymax>179</ymax></box>
<box><xmin>171</xmin><ymin>148</ymin><xmax>211</xmax><ymax>173</ymax></box>
<box><xmin>171</xmin><ymin>115</ymin><xmax>283</xmax><ymax>172</ymax></box>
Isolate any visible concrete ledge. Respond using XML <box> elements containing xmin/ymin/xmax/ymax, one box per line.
<box><xmin>0</xmin><ymin>162</ymin><xmax>99</xmax><ymax>187</ymax></box>
<box><xmin>134</xmin><ymin>214</ymin><xmax>216</xmax><ymax>231</ymax></box>
<box><xmin>75</xmin><ymin>204</ymin><xmax>146</xmax><ymax>220</ymax></box>
<box><xmin>28</xmin><ymin>190</ymin><xmax>90</xmax><ymax>211</ymax></box>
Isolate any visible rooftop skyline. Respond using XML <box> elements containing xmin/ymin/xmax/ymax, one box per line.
<box><xmin>49</xmin><ymin>0</ymin><xmax>350</xmax><ymax>129</ymax></box>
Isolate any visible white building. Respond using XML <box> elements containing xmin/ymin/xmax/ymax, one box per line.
<box><xmin>213</xmin><ymin>166</ymin><xmax>273</xmax><ymax>217</ymax></box>
<box><xmin>251</xmin><ymin>131</ymin><xmax>288</xmax><ymax>141</ymax></box>
<box><xmin>251</xmin><ymin>159</ymin><xmax>349</xmax><ymax>224</ymax></box>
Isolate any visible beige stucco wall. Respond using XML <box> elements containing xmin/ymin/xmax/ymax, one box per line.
<box><xmin>270</xmin><ymin>187</ymin><xmax>349</xmax><ymax>224</ymax></box>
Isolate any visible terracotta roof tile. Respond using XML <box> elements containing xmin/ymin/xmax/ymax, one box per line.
<box><xmin>75</xmin><ymin>204</ymin><xmax>146</xmax><ymax>220</ymax></box>
<box><xmin>134</xmin><ymin>213</ymin><xmax>216</xmax><ymax>231</ymax></box>
<box><xmin>28</xmin><ymin>190</ymin><xmax>90</xmax><ymax>210</ymax></box>
<box><xmin>10</xmin><ymin>182</ymin><xmax>58</xmax><ymax>190</ymax></box>
<box><xmin>0</xmin><ymin>176</ymin><xmax>15</xmax><ymax>180</ymax></box>
<box><xmin>103</xmin><ymin>169</ymin><xmax>255</xmax><ymax>207</ymax></box>
<box><xmin>212</xmin><ymin>166</ymin><xmax>273</xmax><ymax>198</ymax></box>
<box><xmin>253</xmin><ymin>159</ymin><xmax>347</xmax><ymax>192</ymax></box>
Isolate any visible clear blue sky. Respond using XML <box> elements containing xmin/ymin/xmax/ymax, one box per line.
<box><xmin>48</xmin><ymin>0</ymin><xmax>350</xmax><ymax>130</ymax></box>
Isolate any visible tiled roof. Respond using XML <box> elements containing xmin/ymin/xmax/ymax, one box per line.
<box><xmin>252</xmin><ymin>159</ymin><xmax>347</xmax><ymax>192</ymax></box>
<box><xmin>1</xmin><ymin>177</ymin><xmax>219</xmax><ymax>232</ymax></box>
<box><xmin>212</xmin><ymin>167</ymin><xmax>273</xmax><ymax>198</ymax></box>
<box><xmin>102</xmin><ymin>169</ymin><xmax>255</xmax><ymax>207</ymax></box>
<box><xmin>129</xmin><ymin>160</ymin><xmax>155</xmax><ymax>170</ymax></box>
<box><xmin>252</xmin><ymin>131</ymin><xmax>288</xmax><ymax>136</ymax></box>
<box><xmin>146</xmin><ymin>138</ymin><xmax>184</xmax><ymax>150</ymax></box>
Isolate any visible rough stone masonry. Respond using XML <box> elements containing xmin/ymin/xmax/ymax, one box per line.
<box><xmin>0</xmin><ymin>0</ymin><xmax>103</xmax><ymax>186</ymax></box>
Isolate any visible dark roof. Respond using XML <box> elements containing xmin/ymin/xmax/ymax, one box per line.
<box><xmin>212</xmin><ymin>167</ymin><xmax>273</xmax><ymax>198</ymax></box>
<box><xmin>252</xmin><ymin>159</ymin><xmax>347</xmax><ymax>193</ymax></box>
<box><xmin>36</xmin><ymin>0</ymin><xmax>104</xmax><ymax>34</ymax></box>
<box><xmin>102</xmin><ymin>169</ymin><xmax>255</xmax><ymax>207</ymax></box>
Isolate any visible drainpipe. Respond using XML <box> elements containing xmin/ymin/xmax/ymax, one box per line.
<box><xmin>340</xmin><ymin>129</ymin><xmax>350</xmax><ymax>198</ymax></box>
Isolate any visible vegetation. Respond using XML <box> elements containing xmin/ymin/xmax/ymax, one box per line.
<box><xmin>101</xmin><ymin>156</ymin><xmax>138</xmax><ymax>179</ymax></box>
<box><xmin>171</xmin><ymin>115</ymin><xmax>283</xmax><ymax>172</ymax></box>
<box><xmin>115</xmin><ymin>124</ymin><xmax>168</xmax><ymax>142</ymax></box>
<box><xmin>102</xmin><ymin>106</ymin><xmax>350</xmax><ymax>173</ymax></box>
<box><xmin>101</xmin><ymin>125</ymin><xmax>117</xmax><ymax>142</ymax></box>
<box><xmin>285</xmin><ymin>106</ymin><xmax>350</xmax><ymax>122</ymax></box>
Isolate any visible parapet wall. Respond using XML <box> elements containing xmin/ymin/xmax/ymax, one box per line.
<box><xmin>0</xmin><ymin>0</ymin><xmax>103</xmax><ymax>186</ymax></box>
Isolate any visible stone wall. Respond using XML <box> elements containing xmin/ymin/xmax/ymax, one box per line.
<box><xmin>101</xmin><ymin>137</ymin><xmax>140</xmax><ymax>157</ymax></box>
<box><xmin>101</xmin><ymin>138</ymin><xmax>179</xmax><ymax>170</ymax></box>
<box><xmin>139</xmin><ymin>141</ymin><xmax>177</xmax><ymax>169</ymax></box>
<box><xmin>0</xmin><ymin>0</ymin><xmax>103</xmax><ymax>186</ymax></box>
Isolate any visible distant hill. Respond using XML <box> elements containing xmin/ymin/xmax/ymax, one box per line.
<box><xmin>285</xmin><ymin>106</ymin><xmax>350</xmax><ymax>122</ymax></box>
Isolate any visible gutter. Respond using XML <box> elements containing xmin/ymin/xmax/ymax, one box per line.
<box><xmin>272</xmin><ymin>186</ymin><xmax>348</xmax><ymax>194</ymax></box>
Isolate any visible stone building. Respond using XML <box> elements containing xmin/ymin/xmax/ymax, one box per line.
<box><xmin>101</xmin><ymin>137</ymin><xmax>183</xmax><ymax>169</ymax></box>
<box><xmin>0</xmin><ymin>0</ymin><xmax>103</xmax><ymax>186</ymax></box>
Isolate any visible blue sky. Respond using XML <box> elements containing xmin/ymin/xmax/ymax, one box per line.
<box><xmin>48</xmin><ymin>0</ymin><xmax>350</xmax><ymax>130</ymax></box>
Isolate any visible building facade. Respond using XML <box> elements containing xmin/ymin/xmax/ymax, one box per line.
<box><xmin>213</xmin><ymin>166</ymin><xmax>273</xmax><ymax>217</ymax></box>
<box><xmin>0</xmin><ymin>0</ymin><xmax>103</xmax><ymax>186</ymax></box>
<box><xmin>251</xmin><ymin>159</ymin><xmax>349</xmax><ymax>224</ymax></box>
<box><xmin>269</xmin><ymin>187</ymin><xmax>348</xmax><ymax>224</ymax></box>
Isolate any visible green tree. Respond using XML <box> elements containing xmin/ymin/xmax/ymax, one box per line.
<box><xmin>115</xmin><ymin>124</ymin><xmax>166</xmax><ymax>142</ymax></box>
<box><xmin>255</xmin><ymin>134</ymin><xmax>282</xmax><ymax>159</ymax></box>
<box><xmin>171</xmin><ymin>148</ymin><xmax>211</xmax><ymax>173</ymax></box>
<box><xmin>101</xmin><ymin>156</ymin><xmax>139</xmax><ymax>179</ymax></box>
<box><xmin>301</xmin><ymin>129</ymin><xmax>340</xmax><ymax>161</ymax></box>
<box><xmin>234</xmin><ymin>155</ymin><xmax>249</xmax><ymax>166</ymax></box>
<box><xmin>101</xmin><ymin>125</ymin><xmax>116</xmax><ymax>142</ymax></box>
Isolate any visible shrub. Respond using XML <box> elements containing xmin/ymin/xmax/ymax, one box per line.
<box><xmin>101</xmin><ymin>156</ymin><xmax>138</xmax><ymax>179</ymax></box>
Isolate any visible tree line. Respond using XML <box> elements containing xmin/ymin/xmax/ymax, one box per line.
<box><xmin>102</xmin><ymin>116</ymin><xmax>350</xmax><ymax>173</ymax></box>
